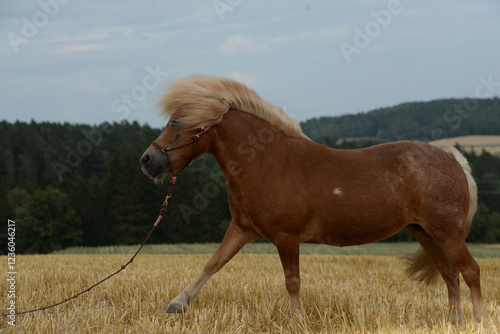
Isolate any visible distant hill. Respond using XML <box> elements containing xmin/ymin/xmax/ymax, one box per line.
<box><xmin>300</xmin><ymin>98</ymin><xmax>500</xmax><ymax>142</ymax></box>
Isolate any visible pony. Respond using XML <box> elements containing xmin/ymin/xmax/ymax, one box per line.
<box><xmin>140</xmin><ymin>75</ymin><xmax>482</xmax><ymax>325</ymax></box>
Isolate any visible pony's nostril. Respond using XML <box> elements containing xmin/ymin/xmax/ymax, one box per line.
<box><xmin>141</xmin><ymin>154</ymin><xmax>150</xmax><ymax>164</ymax></box>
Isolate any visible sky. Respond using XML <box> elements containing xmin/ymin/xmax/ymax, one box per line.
<box><xmin>1</xmin><ymin>0</ymin><xmax>499</xmax><ymax>127</ymax></box>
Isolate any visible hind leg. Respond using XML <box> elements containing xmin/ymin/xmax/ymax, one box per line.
<box><xmin>421</xmin><ymin>222</ymin><xmax>483</xmax><ymax>323</ymax></box>
<box><xmin>408</xmin><ymin>230</ymin><xmax>463</xmax><ymax>325</ymax></box>
<box><xmin>438</xmin><ymin>238</ymin><xmax>483</xmax><ymax>323</ymax></box>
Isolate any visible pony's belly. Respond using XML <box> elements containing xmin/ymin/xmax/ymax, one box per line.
<box><xmin>301</xmin><ymin>216</ymin><xmax>406</xmax><ymax>246</ymax></box>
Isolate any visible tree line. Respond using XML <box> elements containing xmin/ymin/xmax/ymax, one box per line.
<box><xmin>301</xmin><ymin>98</ymin><xmax>500</xmax><ymax>142</ymax></box>
<box><xmin>1</xmin><ymin>99</ymin><xmax>500</xmax><ymax>254</ymax></box>
<box><xmin>1</xmin><ymin>120</ymin><xmax>232</xmax><ymax>254</ymax></box>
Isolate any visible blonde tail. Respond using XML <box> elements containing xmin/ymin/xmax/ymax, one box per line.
<box><xmin>446</xmin><ymin>146</ymin><xmax>478</xmax><ymax>235</ymax></box>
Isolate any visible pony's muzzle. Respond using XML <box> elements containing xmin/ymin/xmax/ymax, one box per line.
<box><xmin>140</xmin><ymin>150</ymin><xmax>169</xmax><ymax>179</ymax></box>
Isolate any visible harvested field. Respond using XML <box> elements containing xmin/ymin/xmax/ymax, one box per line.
<box><xmin>432</xmin><ymin>135</ymin><xmax>500</xmax><ymax>156</ymax></box>
<box><xmin>1</xmin><ymin>253</ymin><xmax>499</xmax><ymax>333</ymax></box>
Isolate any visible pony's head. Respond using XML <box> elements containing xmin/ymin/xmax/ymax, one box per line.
<box><xmin>140</xmin><ymin>75</ymin><xmax>232</xmax><ymax>179</ymax></box>
<box><xmin>140</xmin><ymin>117</ymin><xmax>212</xmax><ymax>179</ymax></box>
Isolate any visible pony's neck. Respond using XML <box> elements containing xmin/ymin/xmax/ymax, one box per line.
<box><xmin>208</xmin><ymin>109</ymin><xmax>300</xmax><ymax>183</ymax></box>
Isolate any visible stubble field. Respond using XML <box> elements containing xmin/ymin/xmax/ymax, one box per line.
<box><xmin>1</xmin><ymin>249</ymin><xmax>499</xmax><ymax>333</ymax></box>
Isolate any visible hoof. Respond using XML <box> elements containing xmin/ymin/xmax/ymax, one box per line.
<box><xmin>166</xmin><ymin>303</ymin><xmax>188</xmax><ymax>313</ymax></box>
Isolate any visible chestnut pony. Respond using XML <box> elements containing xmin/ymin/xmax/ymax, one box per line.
<box><xmin>140</xmin><ymin>75</ymin><xmax>482</xmax><ymax>325</ymax></box>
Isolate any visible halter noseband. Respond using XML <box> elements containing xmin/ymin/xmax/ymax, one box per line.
<box><xmin>151</xmin><ymin>126</ymin><xmax>207</xmax><ymax>172</ymax></box>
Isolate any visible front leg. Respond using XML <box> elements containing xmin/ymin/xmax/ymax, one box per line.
<box><xmin>167</xmin><ymin>221</ymin><xmax>253</xmax><ymax>313</ymax></box>
<box><xmin>275</xmin><ymin>237</ymin><xmax>302</xmax><ymax>315</ymax></box>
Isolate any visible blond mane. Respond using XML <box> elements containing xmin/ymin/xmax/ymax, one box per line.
<box><xmin>157</xmin><ymin>75</ymin><xmax>305</xmax><ymax>137</ymax></box>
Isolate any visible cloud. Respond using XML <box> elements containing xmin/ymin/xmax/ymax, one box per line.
<box><xmin>53</xmin><ymin>43</ymin><xmax>109</xmax><ymax>55</ymax></box>
<box><xmin>227</xmin><ymin>71</ymin><xmax>264</xmax><ymax>87</ymax></box>
<box><xmin>220</xmin><ymin>34</ymin><xmax>273</xmax><ymax>57</ymax></box>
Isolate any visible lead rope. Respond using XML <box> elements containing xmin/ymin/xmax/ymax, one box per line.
<box><xmin>1</xmin><ymin>176</ymin><xmax>177</xmax><ymax>317</ymax></box>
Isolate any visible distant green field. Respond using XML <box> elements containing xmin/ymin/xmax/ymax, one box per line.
<box><xmin>53</xmin><ymin>242</ymin><xmax>500</xmax><ymax>258</ymax></box>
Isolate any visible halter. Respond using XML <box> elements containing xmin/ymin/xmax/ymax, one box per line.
<box><xmin>150</xmin><ymin>126</ymin><xmax>207</xmax><ymax>173</ymax></box>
